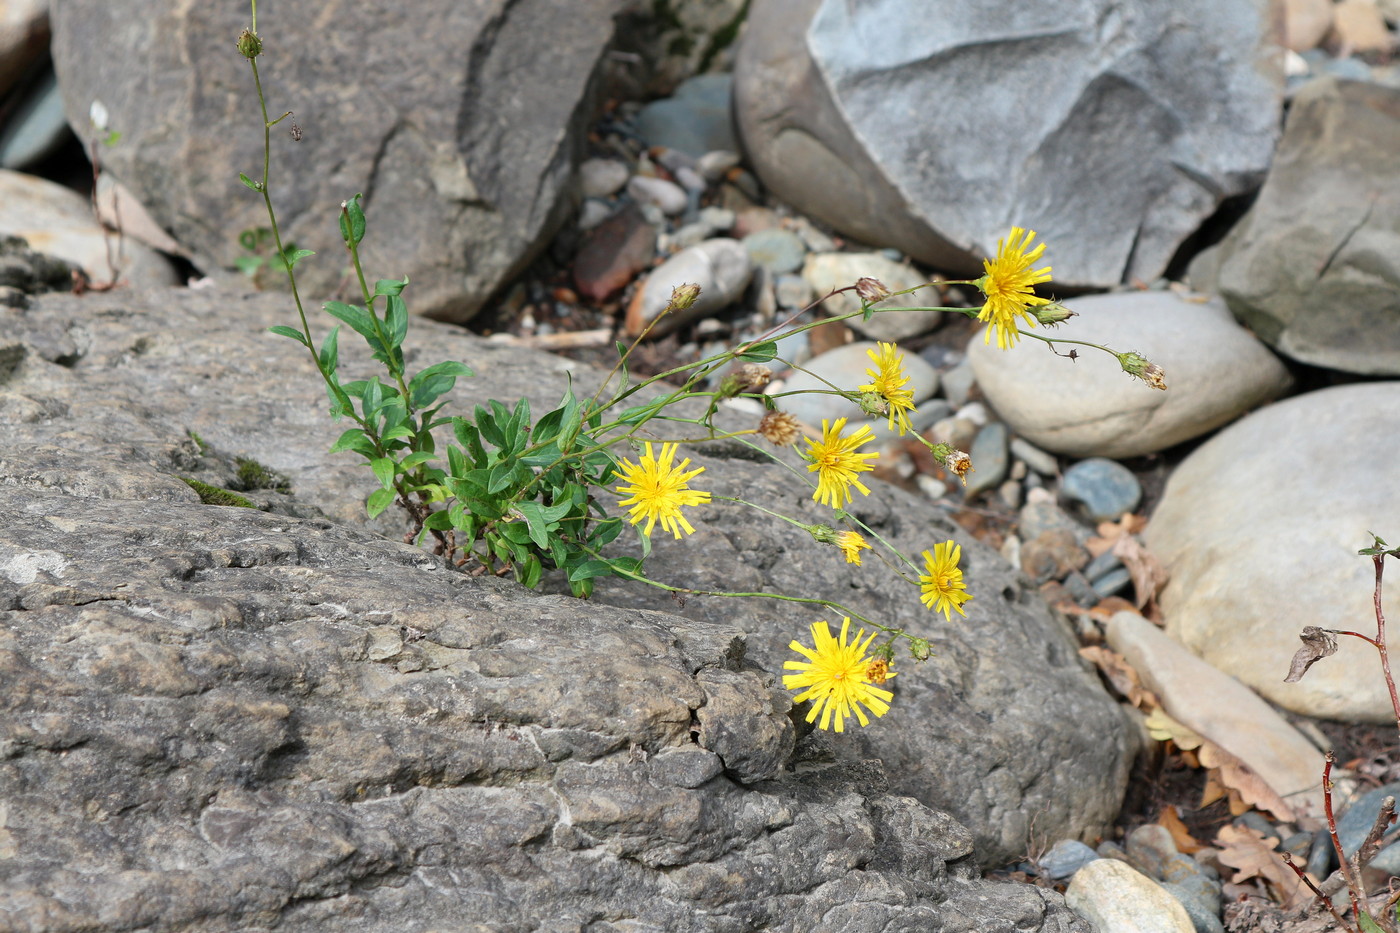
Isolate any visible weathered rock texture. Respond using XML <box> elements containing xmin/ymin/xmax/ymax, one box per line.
<box><xmin>734</xmin><ymin>0</ymin><xmax>1283</xmax><ymax>288</ymax></box>
<box><xmin>1213</xmin><ymin>77</ymin><xmax>1400</xmax><ymax>375</ymax></box>
<box><xmin>48</xmin><ymin>0</ymin><xmax>624</xmax><ymax>322</ymax></box>
<box><xmin>0</xmin><ymin>284</ymin><xmax>1130</xmax><ymax>901</ymax></box>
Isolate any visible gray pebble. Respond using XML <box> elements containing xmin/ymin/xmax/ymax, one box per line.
<box><xmin>1064</xmin><ymin>571</ymin><xmax>1097</xmax><ymax>605</ymax></box>
<box><xmin>963</xmin><ymin>420</ymin><xmax>1008</xmax><ymax>493</ymax></box>
<box><xmin>1061</xmin><ymin>457</ymin><xmax>1142</xmax><ymax>523</ymax></box>
<box><xmin>1307</xmin><ymin>827</ymin><xmax>1334</xmax><ymax>879</ymax></box>
<box><xmin>1084</xmin><ymin>549</ymin><xmax>1124</xmax><ymax>581</ymax></box>
<box><xmin>1161</xmin><ymin>881</ymin><xmax>1225</xmax><ymax>933</ymax></box>
<box><xmin>698</xmin><ymin>206</ymin><xmax>736</xmax><ymax>232</ymax></box>
<box><xmin>1010</xmin><ymin>437</ymin><xmax>1059</xmax><ymax>476</ymax></box>
<box><xmin>1039</xmin><ymin>839</ymin><xmax>1100</xmax><ymax>880</ymax></box>
<box><xmin>941</xmin><ymin>357</ymin><xmax>976</xmax><ymax>406</ymax></box>
<box><xmin>1091</xmin><ymin>567</ymin><xmax>1133</xmax><ymax>599</ymax></box>
<box><xmin>774</xmin><ymin>273</ymin><xmax>815</xmax><ymax>310</ymax></box>
<box><xmin>742</xmin><ymin>228</ymin><xmax>808</xmax><ymax>275</ymax></box>
<box><xmin>1336</xmin><ymin>781</ymin><xmax>1400</xmax><ymax>874</ymax></box>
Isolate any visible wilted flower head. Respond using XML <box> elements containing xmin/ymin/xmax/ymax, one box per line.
<box><xmin>945</xmin><ymin>449</ymin><xmax>973</xmax><ymax>485</ymax></box>
<box><xmin>1118</xmin><ymin>351</ymin><xmax>1167</xmax><ymax>390</ymax></box>
<box><xmin>758</xmin><ymin>410</ymin><xmax>801</xmax><ymax>447</ymax></box>
<box><xmin>836</xmin><ymin>531</ymin><xmax>872</xmax><ymax>566</ymax></box>
<box><xmin>736</xmin><ymin>363</ymin><xmax>772</xmax><ymax>391</ymax></box>
<box><xmin>855</xmin><ymin>276</ymin><xmax>892</xmax><ymax>304</ymax></box>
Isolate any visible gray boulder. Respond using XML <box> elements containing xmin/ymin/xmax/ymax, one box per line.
<box><xmin>734</xmin><ymin>0</ymin><xmax>1282</xmax><ymax>288</ymax></box>
<box><xmin>0</xmin><ymin>283</ymin><xmax>1132</xmax><ymax>870</ymax></box>
<box><xmin>1212</xmin><ymin>78</ymin><xmax>1400</xmax><ymax>375</ymax></box>
<box><xmin>48</xmin><ymin>0</ymin><xmax>624</xmax><ymax>322</ymax></box>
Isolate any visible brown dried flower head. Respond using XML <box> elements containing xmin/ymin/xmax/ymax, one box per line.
<box><xmin>855</xmin><ymin>277</ymin><xmax>892</xmax><ymax>304</ymax></box>
<box><xmin>758</xmin><ymin>410</ymin><xmax>801</xmax><ymax>447</ymax></box>
<box><xmin>736</xmin><ymin>363</ymin><xmax>772</xmax><ymax>391</ymax></box>
<box><xmin>945</xmin><ymin>449</ymin><xmax>973</xmax><ymax>484</ymax></box>
<box><xmin>1118</xmin><ymin>351</ymin><xmax>1168</xmax><ymax>391</ymax></box>
<box><xmin>866</xmin><ymin>658</ymin><xmax>890</xmax><ymax>685</ymax></box>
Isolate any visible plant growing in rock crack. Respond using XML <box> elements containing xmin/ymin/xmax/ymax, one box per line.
<box><xmin>235</xmin><ymin>0</ymin><xmax>1163</xmax><ymax>732</ymax></box>
<box><xmin>1282</xmin><ymin>535</ymin><xmax>1400</xmax><ymax>933</ymax></box>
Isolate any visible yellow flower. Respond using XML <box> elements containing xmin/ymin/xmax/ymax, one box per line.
<box><xmin>837</xmin><ymin>531</ymin><xmax>871</xmax><ymax>565</ymax></box>
<box><xmin>976</xmin><ymin>227</ymin><xmax>1052</xmax><ymax>350</ymax></box>
<box><xmin>804</xmin><ymin>417</ymin><xmax>878</xmax><ymax>508</ymax></box>
<box><xmin>783</xmin><ymin>618</ymin><xmax>895</xmax><ymax>732</ymax></box>
<box><xmin>919</xmin><ymin>540</ymin><xmax>972</xmax><ymax>620</ymax></box>
<box><xmin>858</xmin><ymin>341</ymin><xmax>916</xmax><ymax>436</ymax></box>
<box><xmin>613</xmin><ymin>441</ymin><xmax>711</xmax><ymax>539</ymax></box>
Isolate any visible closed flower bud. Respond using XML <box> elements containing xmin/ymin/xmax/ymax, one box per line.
<box><xmin>757</xmin><ymin>410</ymin><xmax>801</xmax><ymax>447</ymax></box>
<box><xmin>1118</xmin><ymin>351</ymin><xmax>1167</xmax><ymax>390</ymax></box>
<box><xmin>666</xmin><ymin>283</ymin><xmax>702</xmax><ymax>313</ymax></box>
<box><xmin>1033</xmin><ymin>301</ymin><xmax>1076</xmax><ymax>327</ymax></box>
<box><xmin>909</xmin><ymin>638</ymin><xmax>931</xmax><ymax>661</ymax></box>
<box><xmin>855</xmin><ymin>277</ymin><xmax>891</xmax><ymax>303</ymax></box>
<box><xmin>808</xmin><ymin>524</ymin><xmax>839</xmax><ymax>545</ymax></box>
<box><xmin>237</xmin><ymin>29</ymin><xmax>263</xmax><ymax>59</ymax></box>
<box><xmin>857</xmin><ymin>391</ymin><xmax>888</xmax><ymax>419</ymax></box>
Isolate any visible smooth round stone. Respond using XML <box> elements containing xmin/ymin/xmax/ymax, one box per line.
<box><xmin>1010</xmin><ymin>437</ymin><xmax>1059</xmax><ymax>477</ymax></box>
<box><xmin>0</xmin><ymin>170</ymin><xmax>176</xmax><ymax>288</ymax></box>
<box><xmin>964</xmin><ymin>421</ymin><xmax>1008</xmax><ymax>496</ymax></box>
<box><xmin>626</xmin><ymin>238</ymin><xmax>753</xmax><ymax>337</ymax></box>
<box><xmin>741</xmin><ymin>228</ymin><xmax>807</xmax><ymax>275</ymax></box>
<box><xmin>969</xmin><ymin>291</ymin><xmax>1293</xmax><ymax>458</ymax></box>
<box><xmin>636</xmin><ymin>73</ymin><xmax>738</xmax><ymax>157</ymax></box>
<box><xmin>578</xmin><ymin>158</ymin><xmax>630</xmax><ymax>199</ymax></box>
<box><xmin>0</xmin><ymin>70</ymin><xmax>71</xmax><ymax>171</ymax></box>
<box><xmin>773</xmin><ymin>340</ymin><xmax>938</xmax><ymax>429</ymax></box>
<box><xmin>627</xmin><ymin>175</ymin><xmax>689</xmax><ymax>216</ymax></box>
<box><xmin>1065</xmin><ymin>859</ymin><xmax>1195</xmax><ymax>933</ymax></box>
<box><xmin>1040</xmin><ymin>839</ymin><xmax>1100</xmax><ymax>880</ymax></box>
<box><xmin>1145</xmin><ymin>383</ymin><xmax>1400</xmax><ymax>721</ymax></box>
<box><xmin>576</xmin><ymin>198</ymin><xmax>613</xmax><ymax>231</ymax></box>
<box><xmin>1061</xmin><ymin>457</ymin><xmax>1142</xmax><ymax>522</ymax></box>
<box><xmin>1019</xmin><ymin>488</ymin><xmax>1091</xmax><ymax>545</ymax></box>
<box><xmin>940</xmin><ymin>357</ymin><xmax>976</xmax><ymax>407</ymax></box>
<box><xmin>801</xmin><ymin>251</ymin><xmax>945</xmax><ymax>342</ymax></box>
<box><xmin>696</xmin><ymin>150</ymin><xmax>742</xmax><ymax>181</ymax></box>
<box><xmin>697</xmin><ymin>206</ymin><xmax>735</xmax><ymax>232</ymax></box>
<box><xmin>0</xmin><ymin>0</ymin><xmax>48</xmax><ymax>100</ymax></box>
<box><xmin>774</xmin><ymin>273</ymin><xmax>814</xmax><ymax>310</ymax></box>
<box><xmin>1091</xmin><ymin>567</ymin><xmax>1132</xmax><ymax>599</ymax></box>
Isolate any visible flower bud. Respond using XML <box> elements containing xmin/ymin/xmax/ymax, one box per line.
<box><xmin>855</xmin><ymin>277</ymin><xmax>891</xmax><ymax>303</ymax></box>
<box><xmin>1118</xmin><ymin>351</ymin><xmax>1167</xmax><ymax>390</ymax></box>
<box><xmin>237</xmin><ymin>29</ymin><xmax>263</xmax><ymax>59</ymax></box>
<box><xmin>1033</xmin><ymin>301</ymin><xmax>1076</xmax><ymax>327</ymax></box>
<box><xmin>807</xmin><ymin>523</ymin><xmax>839</xmax><ymax>545</ymax></box>
<box><xmin>857</xmin><ymin>391</ymin><xmax>889</xmax><ymax>419</ymax></box>
<box><xmin>909</xmin><ymin>638</ymin><xmax>931</xmax><ymax>661</ymax></box>
<box><xmin>757</xmin><ymin>410</ymin><xmax>801</xmax><ymax>447</ymax></box>
<box><xmin>665</xmin><ymin>283</ymin><xmax>702</xmax><ymax>314</ymax></box>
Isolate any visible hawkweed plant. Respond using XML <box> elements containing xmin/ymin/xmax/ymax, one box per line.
<box><xmin>236</xmin><ymin>2</ymin><xmax>1162</xmax><ymax>732</ymax></box>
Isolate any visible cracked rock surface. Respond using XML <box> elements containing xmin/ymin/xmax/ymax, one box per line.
<box><xmin>0</xmin><ymin>284</ymin><xmax>1124</xmax><ymax>929</ymax></box>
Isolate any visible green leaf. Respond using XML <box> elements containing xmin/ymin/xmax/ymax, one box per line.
<box><xmin>363</xmin><ymin>377</ymin><xmax>385</xmax><ymax>419</ymax></box>
<box><xmin>399</xmin><ymin>451</ymin><xmax>436</xmax><ymax>470</ymax></box>
<box><xmin>1358</xmin><ymin>912</ymin><xmax>1384</xmax><ymax>933</ymax></box>
<box><xmin>408</xmin><ymin>361</ymin><xmax>474</xmax><ymax>409</ymax></box>
<box><xmin>340</xmin><ymin>193</ymin><xmax>366</xmax><ymax>246</ymax></box>
<box><xmin>235</xmin><ymin>255</ymin><xmax>265</xmax><ymax>276</ymax></box>
<box><xmin>385</xmin><ymin>294</ymin><xmax>408</xmax><ymax>350</ymax></box>
<box><xmin>516</xmin><ymin>502</ymin><xmax>551</xmax><ymax>549</ymax></box>
<box><xmin>487</xmin><ymin>460</ymin><xmax>518</xmax><ymax>494</ymax></box>
<box><xmin>617</xmin><ymin>403</ymin><xmax>658</xmax><ymax>425</ymax></box>
<box><xmin>567</xmin><ymin>559</ymin><xmax>614</xmax><ymax>583</ymax></box>
<box><xmin>452</xmin><ymin>417</ymin><xmax>487</xmax><ymax>464</ymax></box>
<box><xmin>326</xmin><ymin>381</ymin><xmax>354</xmax><ymax>421</ymax></box>
<box><xmin>318</xmin><ymin>325</ymin><xmax>340</xmax><ymax>373</ymax></box>
<box><xmin>238</xmin><ymin>172</ymin><xmax>262</xmax><ymax>192</ymax></box>
<box><xmin>370</xmin><ymin>457</ymin><xmax>396</xmax><ymax>490</ymax></box>
<box><xmin>374</xmin><ymin>276</ymin><xmax>409</xmax><ymax>297</ymax></box>
<box><xmin>281</xmin><ymin>248</ymin><xmax>315</xmax><ymax>270</ymax></box>
<box><xmin>323</xmin><ymin>300</ymin><xmax>379</xmax><ymax>345</ymax></box>
<box><xmin>268</xmin><ymin>325</ymin><xmax>310</xmax><ymax>347</ymax></box>
<box><xmin>517</xmin><ymin>554</ymin><xmax>542</xmax><ymax>589</ymax></box>
<box><xmin>366</xmin><ymin>486</ymin><xmax>396</xmax><ymax>518</ymax></box>
<box><xmin>383</xmin><ymin>424</ymin><xmax>414</xmax><ymax>441</ymax></box>
<box><xmin>423</xmin><ymin>509</ymin><xmax>454</xmax><ymax>531</ymax></box>
<box><xmin>329</xmin><ymin>428</ymin><xmax>376</xmax><ymax>457</ymax></box>
<box><xmin>737</xmin><ymin>340</ymin><xmax>778</xmax><ymax>363</ymax></box>
<box><xmin>476</xmin><ymin>404</ymin><xmax>506</xmax><ymax>449</ymax></box>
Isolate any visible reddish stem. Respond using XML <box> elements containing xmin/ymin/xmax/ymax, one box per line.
<box><xmin>1373</xmin><ymin>554</ymin><xmax>1400</xmax><ymax>747</ymax></box>
<box><xmin>1326</xmin><ymin>752</ymin><xmax>1366</xmax><ymax>922</ymax></box>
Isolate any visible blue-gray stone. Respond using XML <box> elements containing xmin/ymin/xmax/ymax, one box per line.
<box><xmin>742</xmin><ymin>229</ymin><xmax>807</xmax><ymax>275</ymax></box>
<box><xmin>940</xmin><ymin>357</ymin><xmax>976</xmax><ymax>407</ymax></box>
<box><xmin>1064</xmin><ymin>571</ymin><xmax>1097</xmax><ymax>606</ymax></box>
<box><xmin>1039</xmin><ymin>839</ymin><xmax>1100</xmax><ymax>880</ymax></box>
<box><xmin>1091</xmin><ymin>567</ymin><xmax>1133</xmax><ymax>599</ymax></box>
<box><xmin>1009</xmin><ymin>437</ymin><xmax>1059</xmax><ymax>477</ymax></box>
<box><xmin>1322</xmin><ymin>57</ymin><xmax>1374</xmax><ymax>82</ymax></box>
<box><xmin>1307</xmin><ymin>827</ymin><xmax>1334</xmax><ymax>879</ymax></box>
<box><xmin>1084</xmin><ymin>549</ymin><xmax>1124</xmax><ymax>581</ymax></box>
<box><xmin>636</xmin><ymin>74</ymin><xmax>737</xmax><ymax>158</ymax></box>
<box><xmin>1336</xmin><ymin>781</ymin><xmax>1400</xmax><ymax>874</ymax></box>
<box><xmin>964</xmin><ymin>421</ymin><xmax>1008</xmax><ymax>496</ymax></box>
<box><xmin>1234</xmin><ymin>811</ymin><xmax>1279</xmax><ymax>842</ymax></box>
<box><xmin>0</xmin><ymin>71</ymin><xmax>73</xmax><ymax>171</ymax></box>
<box><xmin>1161</xmin><ymin>881</ymin><xmax>1225</xmax><ymax>933</ymax></box>
<box><xmin>1061</xmin><ymin>457</ymin><xmax>1142</xmax><ymax>522</ymax></box>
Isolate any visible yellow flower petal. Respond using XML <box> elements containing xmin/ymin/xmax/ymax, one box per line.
<box><xmin>976</xmin><ymin>227</ymin><xmax>1052</xmax><ymax>351</ymax></box>
<box><xmin>919</xmin><ymin>540</ymin><xmax>973</xmax><ymax>620</ymax></box>
<box><xmin>613</xmin><ymin>441</ymin><xmax>711</xmax><ymax>539</ymax></box>
<box><xmin>782</xmin><ymin>618</ymin><xmax>895</xmax><ymax>732</ymax></box>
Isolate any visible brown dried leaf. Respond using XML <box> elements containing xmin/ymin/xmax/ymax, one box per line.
<box><xmin>1284</xmin><ymin>626</ymin><xmax>1339</xmax><ymax>683</ymax></box>
<box><xmin>1086</xmin><ymin>513</ymin><xmax>1148</xmax><ymax>557</ymax></box>
<box><xmin>1080</xmin><ymin>645</ymin><xmax>1156</xmax><ymax>708</ymax></box>
<box><xmin>1112</xmin><ymin>533</ymin><xmax>1169</xmax><ymax>611</ymax></box>
<box><xmin>1145</xmin><ymin>707</ymin><xmax>1205</xmax><ymax>750</ymax></box>
<box><xmin>1159</xmin><ymin>804</ymin><xmax>1206</xmax><ymax>854</ymax></box>
<box><xmin>1148</xmin><ymin>710</ymin><xmax>1298</xmax><ymax>821</ymax></box>
<box><xmin>1214</xmin><ymin>824</ymin><xmax>1306</xmax><ymax>906</ymax></box>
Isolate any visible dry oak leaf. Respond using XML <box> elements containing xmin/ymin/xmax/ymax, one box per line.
<box><xmin>1086</xmin><ymin>513</ymin><xmax>1148</xmax><ymax>558</ymax></box>
<box><xmin>1159</xmin><ymin>804</ymin><xmax>1206</xmax><ymax>855</ymax></box>
<box><xmin>1112</xmin><ymin>533</ymin><xmax>1169</xmax><ymax>612</ymax></box>
<box><xmin>1214</xmin><ymin>824</ymin><xmax>1306</xmax><ymax>907</ymax></box>
<box><xmin>1145</xmin><ymin>708</ymin><xmax>1296</xmax><ymax>822</ymax></box>
<box><xmin>1080</xmin><ymin>645</ymin><xmax>1156</xmax><ymax>709</ymax></box>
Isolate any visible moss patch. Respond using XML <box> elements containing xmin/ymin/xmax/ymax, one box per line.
<box><xmin>232</xmin><ymin>457</ymin><xmax>291</xmax><ymax>493</ymax></box>
<box><xmin>179</xmin><ymin>477</ymin><xmax>255</xmax><ymax>508</ymax></box>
